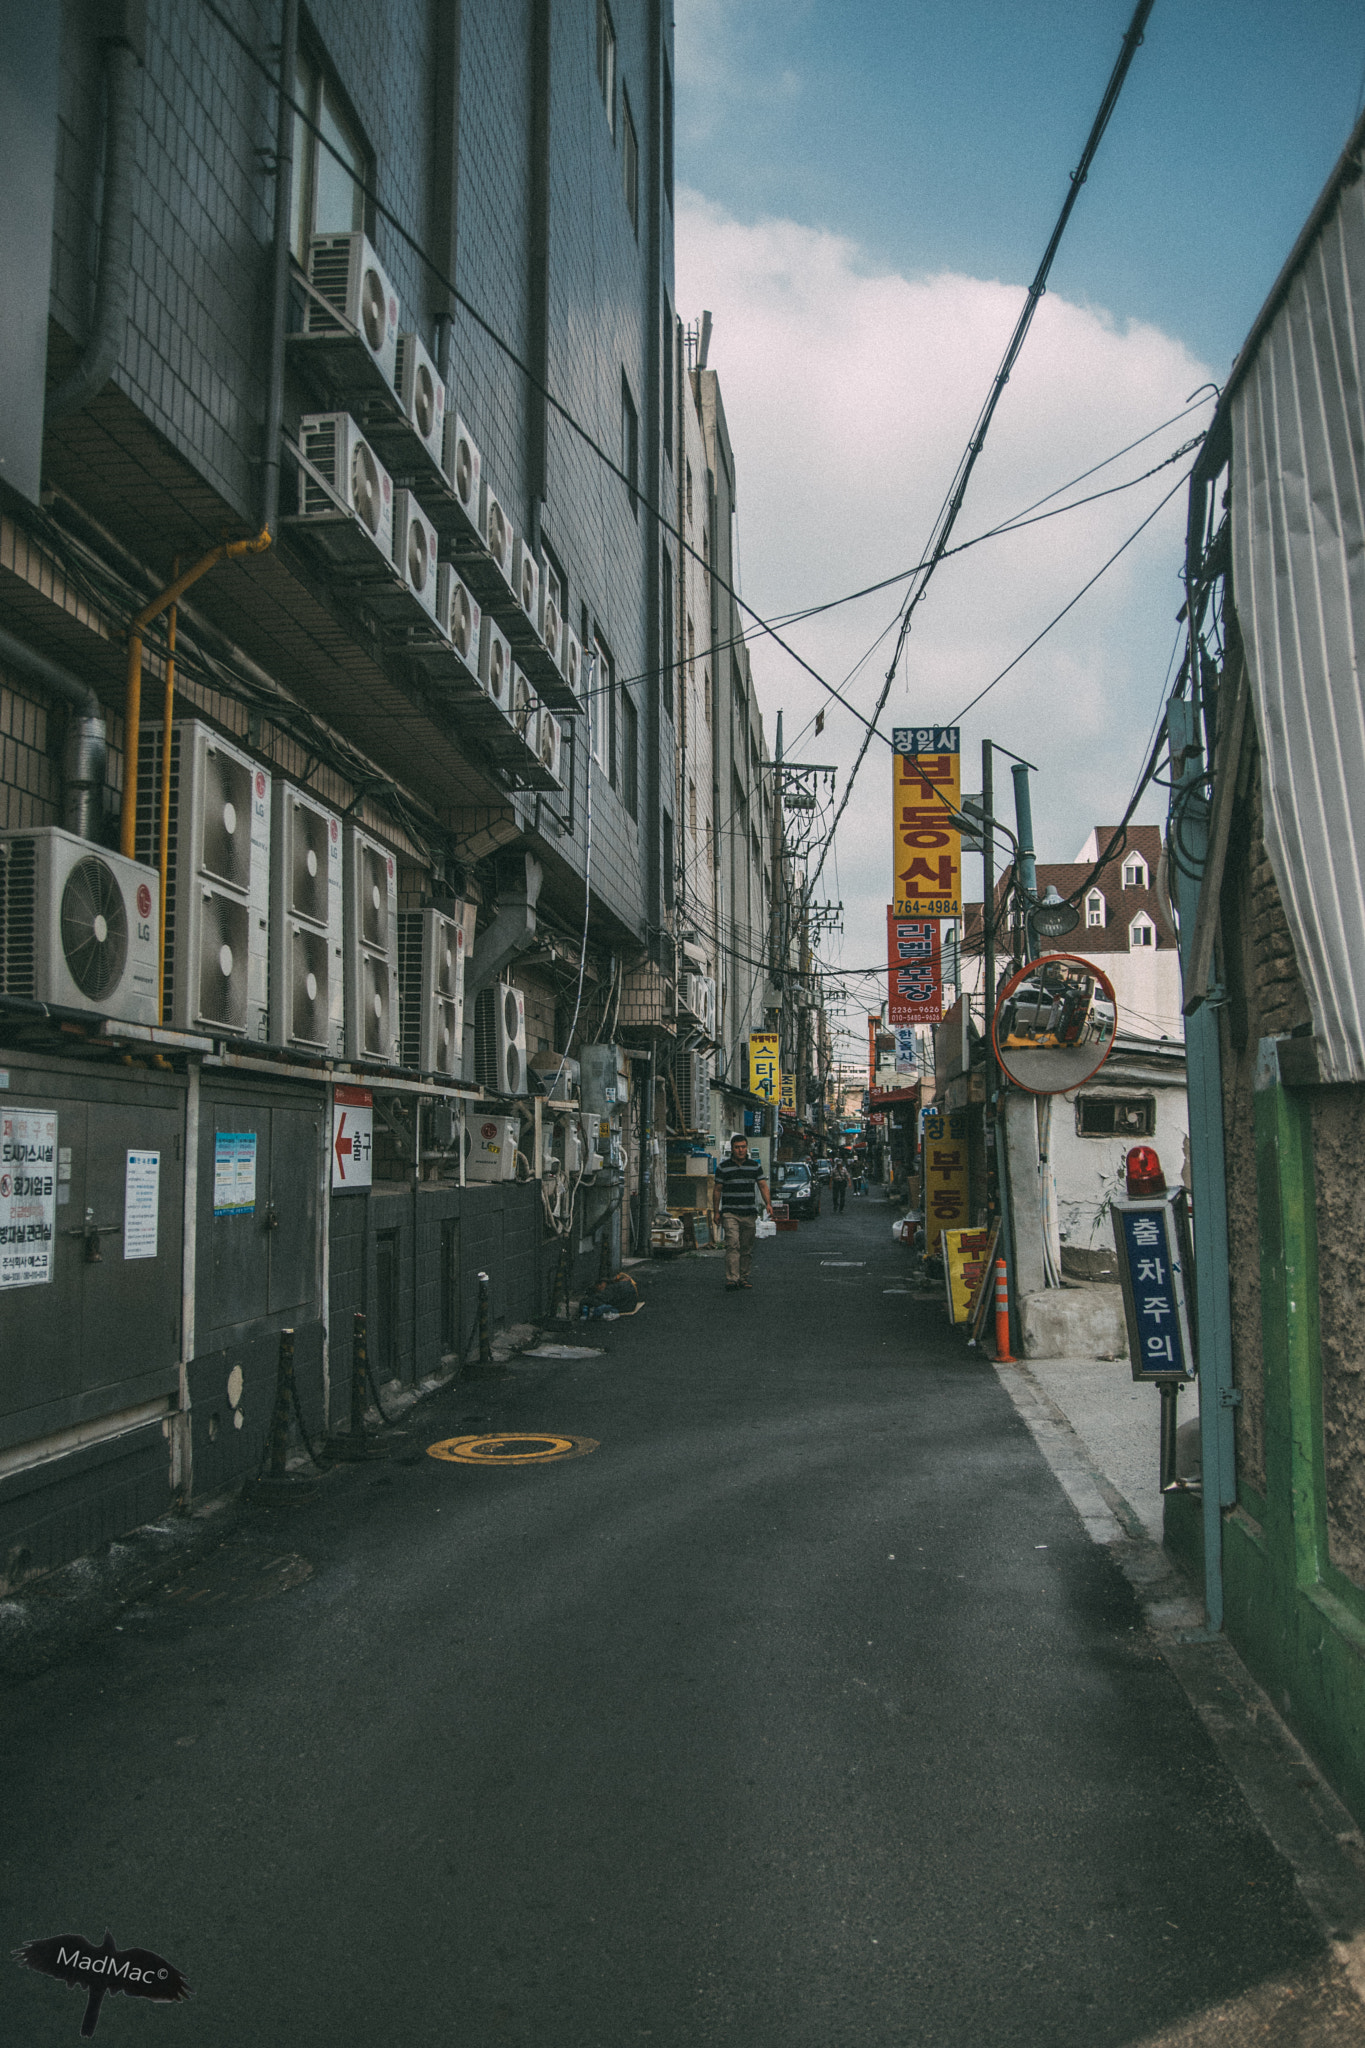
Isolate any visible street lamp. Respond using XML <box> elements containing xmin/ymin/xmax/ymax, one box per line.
<box><xmin>1029</xmin><ymin>883</ymin><xmax>1080</xmax><ymax>945</ymax></box>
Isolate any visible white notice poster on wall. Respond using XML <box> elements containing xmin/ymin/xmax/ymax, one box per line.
<box><xmin>123</xmin><ymin>1150</ymin><xmax>160</xmax><ymax>1259</ymax></box>
<box><xmin>213</xmin><ymin>1131</ymin><xmax>258</xmax><ymax>1216</ymax></box>
<box><xmin>0</xmin><ymin>1108</ymin><xmax>58</xmax><ymax>1289</ymax></box>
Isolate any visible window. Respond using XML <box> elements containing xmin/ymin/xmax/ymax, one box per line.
<box><xmin>1077</xmin><ymin>1096</ymin><xmax>1155</xmax><ymax>1138</ymax></box>
<box><xmin>1123</xmin><ymin>857</ymin><xmax>1149</xmax><ymax>889</ymax></box>
<box><xmin>596</xmin><ymin>0</ymin><xmax>616</xmax><ymax>134</ymax></box>
<box><xmin>662</xmin><ymin>51</ymin><xmax>674</xmax><ymax>210</ymax></box>
<box><xmin>661</xmin><ymin>549</ymin><xmax>674</xmax><ymax>719</ymax></box>
<box><xmin>1086</xmin><ymin>890</ymin><xmax>1105</xmax><ymax>929</ymax></box>
<box><xmin>662</xmin><ymin>811</ymin><xmax>675</xmax><ymax>908</ymax></box>
<box><xmin>621</xmin><ymin>691</ymin><xmax>638</xmax><ymax>819</ymax></box>
<box><xmin>621</xmin><ymin>373</ymin><xmax>639</xmax><ymax>517</ymax></box>
<box><xmin>1130</xmin><ymin>914</ymin><xmax>1155</xmax><ymax>949</ymax></box>
<box><xmin>590</xmin><ymin>631</ymin><xmax>612</xmax><ymax>770</ymax></box>
<box><xmin>685</xmin><ymin>461</ymin><xmax>693</xmax><ymax>528</ymax></box>
<box><xmin>688</xmin><ymin>779</ymin><xmax>697</xmax><ymax>837</ymax></box>
<box><xmin>662</xmin><ymin>292</ymin><xmax>674</xmax><ymax>455</ymax></box>
<box><xmin>291</xmin><ymin>47</ymin><xmax>372</xmax><ymax>260</ymax></box>
<box><xmin>703</xmin><ymin>667</ymin><xmax>711</xmax><ymax>725</ymax></box>
<box><xmin>622</xmin><ymin>89</ymin><xmax>639</xmax><ymax>234</ymax></box>
<box><xmin>686</xmin><ymin>613</ymin><xmax>695</xmax><ymax>685</ymax></box>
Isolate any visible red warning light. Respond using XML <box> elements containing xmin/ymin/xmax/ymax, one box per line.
<box><xmin>1125</xmin><ymin>1146</ymin><xmax>1166</xmax><ymax>1198</ymax></box>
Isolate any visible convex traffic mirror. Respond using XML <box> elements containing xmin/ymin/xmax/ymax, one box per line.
<box><xmin>991</xmin><ymin>953</ymin><xmax>1117</xmax><ymax>1094</ymax></box>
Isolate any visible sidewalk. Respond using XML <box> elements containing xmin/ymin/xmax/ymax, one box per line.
<box><xmin>1019</xmin><ymin>1353</ymin><xmax>1199</xmax><ymax>1541</ymax></box>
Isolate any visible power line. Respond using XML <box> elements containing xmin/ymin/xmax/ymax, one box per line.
<box><xmin>813</xmin><ymin>0</ymin><xmax>1158</xmax><ymax>884</ymax></box>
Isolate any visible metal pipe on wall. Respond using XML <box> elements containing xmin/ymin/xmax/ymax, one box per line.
<box><xmin>261</xmin><ymin>0</ymin><xmax>299</xmax><ymax>538</ymax></box>
<box><xmin>0</xmin><ymin>622</ymin><xmax>106</xmax><ymax>840</ymax></box>
<box><xmin>157</xmin><ymin>562</ymin><xmax>179</xmax><ymax>1015</ymax></box>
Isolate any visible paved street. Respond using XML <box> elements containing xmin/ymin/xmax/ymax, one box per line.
<box><xmin>3</xmin><ymin>1199</ymin><xmax>1360</xmax><ymax>2045</ymax></box>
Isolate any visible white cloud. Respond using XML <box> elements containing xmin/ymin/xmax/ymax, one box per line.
<box><xmin>674</xmin><ymin>2</ymin><xmax>804</xmax><ymax>144</ymax></box>
<box><xmin>673</xmin><ymin>188</ymin><xmax>1212</xmax><ymax>1027</ymax></box>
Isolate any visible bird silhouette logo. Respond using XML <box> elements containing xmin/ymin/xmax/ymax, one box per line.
<box><xmin>16</xmin><ymin>1929</ymin><xmax>191</xmax><ymax>2037</ymax></box>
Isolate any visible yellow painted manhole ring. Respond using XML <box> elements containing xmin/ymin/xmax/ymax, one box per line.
<box><xmin>427</xmin><ymin>1433</ymin><xmax>598</xmax><ymax>1466</ymax></box>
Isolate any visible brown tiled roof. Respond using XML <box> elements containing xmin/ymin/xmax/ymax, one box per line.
<box><xmin>963</xmin><ymin>824</ymin><xmax>1174</xmax><ymax>954</ymax></box>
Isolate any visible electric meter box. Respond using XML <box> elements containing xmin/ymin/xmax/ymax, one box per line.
<box><xmin>580</xmin><ymin>1042</ymin><xmax>627</xmax><ymax>1118</ymax></box>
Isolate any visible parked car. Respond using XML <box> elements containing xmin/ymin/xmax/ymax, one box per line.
<box><xmin>775</xmin><ymin>1161</ymin><xmax>821</xmax><ymax>1220</ymax></box>
<box><xmin>815</xmin><ymin>1160</ymin><xmax>832</xmax><ymax>1182</ymax></box>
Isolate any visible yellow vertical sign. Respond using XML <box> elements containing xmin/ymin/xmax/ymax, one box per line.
<box><xmin>780</xmin><ymin>1071</ymin><xmax>796</xmax><ymax>1114</ymax></box>
<box><xmin>749</xmin><ymin>1032</ymin><xmax>779</xmax><ymax>1103</ymax></box>
<box><xmin>892</xmin><ymin>725</ymin><xmax>961</xmax><ymax>917</ymax></box>
<box><xmin>920</xmin><ymin>1104</ymin><xmax>970</xmax><ymax>1254</ymax></box>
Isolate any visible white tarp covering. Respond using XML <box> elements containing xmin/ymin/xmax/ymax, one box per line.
<box><xmin>1232</xmin><ymin>162</ymin><xmax>1365</xmax><ymax>1084</ymax></box>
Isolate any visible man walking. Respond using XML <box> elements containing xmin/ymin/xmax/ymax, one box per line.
<box><xmin>831</xmin><ymin>1158</ymin><xmax>850</xmax><ymax>1213</ymax></box>
<box><xmin>713</xmin><ymin>1134</ymin><xmax>773</xmax><ymax>1291</ymax></box>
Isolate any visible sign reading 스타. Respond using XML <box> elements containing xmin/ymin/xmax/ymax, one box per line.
<box><xmin>748</xmin><ymin>1032</ymin><xmax>779</xmax><ymax>1104</ymax></box>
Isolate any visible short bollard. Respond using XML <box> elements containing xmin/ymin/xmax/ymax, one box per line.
<box><xmin>324</xmin><ymin>1308</ymin><xmax>379</xmax><ymax>1460</ymax></box>
<box><xmin>993</xmin><ymin>1258</ymin><xmax>1014</xmax><ymax>1363</ymax></box>
<box><xmin>351</xmin><ymin>1308</ymin><xmax>369</xmax><ymax>1436</ymax></box>
<box><xmin>266</xmin><ymin>1328</ymin><xmax>296</xmax><ymax>1478</ymax></box>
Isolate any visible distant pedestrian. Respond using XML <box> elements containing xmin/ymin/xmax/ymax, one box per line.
<box><xmin>712</xmin><ymin>1135</ymin><xmax>773</xmax><ymax>1291</ymax></box>
<box><xmin>831</xmin><ymin>1160</ymin><xmax>850</xmax><ymax>1213</ymax></box>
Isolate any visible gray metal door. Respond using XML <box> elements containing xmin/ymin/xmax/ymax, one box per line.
<box><xmin>267</xmin><ymin>1106</ymin><xmax>322</xmax><ymax>1314</ymax></box>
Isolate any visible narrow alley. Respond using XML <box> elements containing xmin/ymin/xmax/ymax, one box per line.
<box><xmin>5</xmin><ymin>1200</ymin><xmax>1362</xmax><ymax>2046</ymax></box>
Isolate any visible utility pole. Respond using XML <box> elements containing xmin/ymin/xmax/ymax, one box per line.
<box><xmin>768</xmin><ymin>710</ymin><xmax>784</xmax><ymax>1148</ymax></box>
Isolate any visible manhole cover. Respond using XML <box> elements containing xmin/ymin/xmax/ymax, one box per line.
<box><xmin>426</xmin><ymin>1433</ymin><xmax>598</xmax><ymax>1466</ymax></box>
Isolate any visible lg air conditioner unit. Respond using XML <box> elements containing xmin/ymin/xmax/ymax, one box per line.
<box><xmin>459</xmin><ymin>482</ymin><xmax>517</xmax><ymax>609</ymax></box>
<box><xmin>441</xmin><ymin>411</ymin><xmax>482</xmax><ymax>539</ymax></box>
<box><xmin>304</xmin><ymin>231</ymin><xmax>399</xmax><ymax>388</ymax></box>
<box><xmin>343</xmin><ymin>823</ymin><xmax>399</xmax><ymax>1065</ymax></box>
<box><xmin>509</xmin><ymin>535</ymin><xmax>541</xmax><ymax>643</ymax></box>
<box><xmin>298</xmin><ymin>412</ymin><xmax>394</xmax><ymax>568</ymax></box>
<box><xmin>268</xmin><ymin>783</ymin><xmax>344</xmax><ymax>1054</ymax></box>
<box><xmin>397</xmin><ymin>905</ymin><xmax>465</xmax><ymax>1078</ymax></box>
<box><xmin>477</xmin><ymin>614</ymin><xmax>514</xmax><ymax>720</ymax></box>
<box><xmin>390</xmin><ymin>489</ymin><xmax>439</xmax><ymax>620</ymax></box>
<box><xmin>561</xmin><ymin>627</ymin><xmax>583</xmax><ymax>704</ymax></box>
<box><xmin>393</xmin><ymin>330</ymin><xmax>445</xmax><ymax>471</ymax></box>
<box><xmin>510</xmin><ymin>667</ymin><xmax>537</xmax><ymax>746</ymax></box>
<box><xmin>0</xmin><ymin>828</ymin><xmax>159</xmax><ymax>1026</ymax></box>
<box><xmin>432</xmin><ymin>564</ymin><xmax>481</xmax><ymax>682</ymax></box>
<box><xmin>134</xmin><ymin>721</ymin><xmax>271</xmax><ymax>1037</ymax></box>
<box><xmin>473</xmin><ymin>982</ymin><xmax>528</xmax><ymax>1095</ymax></box>
<box><xmin>538</xmin><ymin>573</ymin><xmax>564</xmax><ymax>670</ymax></box>
<box><xmin>463</xmin><ymin>1110</ymin><xmax>519</xmax><ymax>1183</ymax></box>
<box><xmin>529</xmin><ymin>707</ymin><xmax>563</xmax><ymax>789</ymax></box>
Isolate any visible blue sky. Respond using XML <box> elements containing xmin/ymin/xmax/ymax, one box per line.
<box><xmin>672</xmin><ymin>1</ymin><xmax>1365</xmax><ymax>1031</ymax></box>
<box><xmin>676</xmin><ymin>0</ymin><xmax>1365</xmax><ymax>376</ymax></box>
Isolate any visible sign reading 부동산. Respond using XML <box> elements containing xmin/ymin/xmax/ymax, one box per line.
<box><xmin>920</xmin><ymin>1104</ymin><xmax>969</xmax><ymax>1253</ymax></box>
<box><xmin>887</xmin><ymin>909</ymin><xmax>943</xmax><ymax>1024</ymax></box>
<box><xmin>0</xmin><ymin>1108</ymin><xmax>58</xmax><ymax>1289</ymax></box>
<box><xmin>892</xmin><ymin>729</ymin><xmax>960</xmax><ymax>918</ymax></box>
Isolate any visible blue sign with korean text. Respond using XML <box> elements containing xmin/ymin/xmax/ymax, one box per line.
<box><xmin>1112</xmin><ymin>1198</ymin><xmax>1196</xmax><ymax>1382</ymax></box>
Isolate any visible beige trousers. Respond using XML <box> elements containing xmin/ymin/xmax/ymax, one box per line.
<box><xmin>721</xmin><ymin>1212</ymin><xmax>756</xmax><ymax>1284</ymax></box>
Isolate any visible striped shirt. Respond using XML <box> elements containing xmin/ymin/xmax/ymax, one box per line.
<box><xmin>714</xmin><ymin>1156</ymin><xmax>765</xmax><ymax>1214</ymax></box>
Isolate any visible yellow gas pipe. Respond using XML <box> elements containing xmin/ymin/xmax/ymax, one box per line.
<box><xmin>119</xmin><ymin>529</ymin><xmax>272</xmax><ymax>1015</ymax></box>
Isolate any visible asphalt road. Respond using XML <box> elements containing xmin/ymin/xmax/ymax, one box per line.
<box><xmin>2</xmin><ymin>1198</ymin><xmax>1352</xmax><ymax>2045</ymax></box>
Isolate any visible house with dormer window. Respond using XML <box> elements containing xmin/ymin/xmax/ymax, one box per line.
<box><xmin>961</xmin><ymin>823</ymin><xmax>1187</xmax><ymax>1275</ymax></box>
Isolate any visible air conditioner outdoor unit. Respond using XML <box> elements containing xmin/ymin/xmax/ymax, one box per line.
<box><xmin>460</xmin><ymin>482</ymin><xmax>517</xmax><ymax>609</ymax></box>
<box><xmin>537</xmin><ymin>575</ymin><xmax>564</xmax><ymax>670</ymax></box>
<box><xmin>673</xmin><ymin>1048</ymin><xmax>713</xmax><ymax>1134</ymax></box>
<box><xmin>298</xmin><ymin>412</ymin><xmax>394</xmax><ymax>568</ymax></box>
<box><xmin>473</xmin><ymin>981</ymin><xmax>528</xmax><ymax>1095</ymax></box>
<box><xmin>681</xmin><ymin>972</ymin><xmax>717</xmax><ymax>1038</ymax></box>
<box><xmin>510</xmin><ymin>667</ymin><xmax>537</xmax><ymax>746</ymax></box>
<box><xmin>397</xmin><ymin>905</ymin><xmax>465</xmax><ymax>1078</ymax></box>
<box><xmin>393</xmin><ymin>330</ymin><xmax>445</xmax><ymax>471</ymax></box>
<box><xmin>463</xmin><ymin>1110</ymin><xmax>519</xmax><ymax>1183</ymax></box>
<box><xmin>477</xmin><ymin>615</ymin><xmax>514</xmax><ymax>720</ymax></box>
<box><xmin>433</xmin><ymin>563</ymin><xmax>481</xmax><ymax>679</ymax></box>
<box><xmin>304</xmin><ymin>231</ymin><xmax>399</xmax><ymax>388</ymax></box>
<box><xmin>509</xmin><ymin>535</ymin><xmax>541</xmax><ymax>642</ymax></box>
<box><xmin>343</xmin><ymin>824</ymin><xmax>399</xmax><ymax>1064</ymax></box>
<box><xmin>268</xmin><ymin>783</ymin><xmax>344</xmax><ymax>1054</ymax></box>
<box><xmin>134</xmin><ymin>720</ymin><xmax>270</xmax><ymax>1037</ymax></box>
<box><xmin>389</xmin><ymin>489</ymin><xmax>440</xmax><ymax>621</ymax></box>
<box><xmin>441</xmin><ymin>411</ymin><xmax>483</xmax><ymax>538</ymax></box>
<box><xmin>529</xmin><ymin>707</ymin><xmax>563</xmax><ymax>789</ymax></box>
<box><xmin>0</xmin><ymin>828</ymin><xmax>159</xmax><ymax>1026</ymax></box>
<box><xmin>561</xmin><ymin>627</ymin><xmax>583</xmax><ymax>703</ymax></box>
